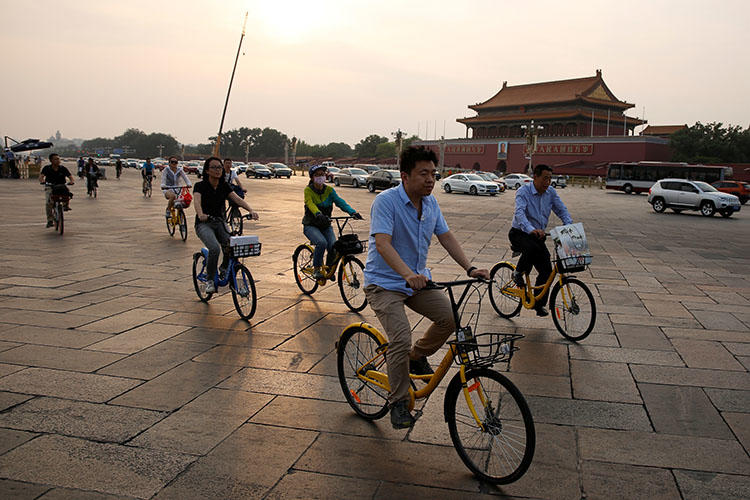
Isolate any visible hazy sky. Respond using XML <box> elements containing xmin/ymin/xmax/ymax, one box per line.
<box><xmin>3</xmin><ymin>0</ymin><xmax>749</xmax><ymax>146</ymax></box>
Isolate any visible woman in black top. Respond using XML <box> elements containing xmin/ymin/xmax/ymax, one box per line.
<box><xmin>193</xmin><ymin>157</ymin><xmax>259</xmax><ymax>293</ymax></box>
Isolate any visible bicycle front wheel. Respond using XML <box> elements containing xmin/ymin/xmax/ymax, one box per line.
<box><xmin>192</xmin><ymin>252</ymin><xmax>213</xmax><ymax>302</ymax></box>
<box><xmin>338</xmin><ymin>256</ymin><xmax>367</xmax><ymax>312</ymax></box>
<box><xmin>166</xmin><ymin>212</ymin><xmax>176</xmax><ymax>236</ymax></box>
<box><xmin>178</xmin><ymin>209</ymin><xmax>188</xmax><ymax>241</ymax></box>
<box><xmin>336</xmin><ymin>326</ymin><xmax>389</xmax><ymax>420</ymax></box>
<box><xmin>293</xmin><ymin>244</ymin><xmax>319</xmax><ymax>294</ymax></box>
<box><xmin>445</xmin><ymin>368</ymin><xmax>535</xmax><ymax>484</ymax></box>
<box><xmin>231</xmin><ymin>263</ymin><xmax>257</xmax><ymax>320</ymax></box>
<box><xmin>550</xmin><ymin>277</ymin><xmax>596</xmax><ymax>341</ymax></box>
<box><xmin>56</xmin><ymin>203</ymin><xmax>64</xmax><ymax>235</ymax></box>
<box><xmin>489</xmin><ymin>262</ymin><xmax>523</xmax><ymax>318</ymax></box>
<box><xmin>228</xmin><ymin>206</ymin><xmax>243</xmax><ymax>236</ymax></box>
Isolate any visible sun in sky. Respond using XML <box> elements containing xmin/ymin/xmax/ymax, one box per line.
<box><xmin>251</xmin><ymin>0</ymin><xmax>342</xmax><ymax>43</ymax></box>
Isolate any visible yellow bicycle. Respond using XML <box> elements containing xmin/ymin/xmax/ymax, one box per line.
<box><xmin>489</xmin><ymin>238</ymin><xmax>596</xmax><ymax>341</ymax></box>
<box><xmin>336</xmin><ymin>278</ymin><xmax>535</xmax><ymax>484</ymax></box>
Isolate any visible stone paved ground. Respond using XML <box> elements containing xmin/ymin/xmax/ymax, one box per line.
<box><xmin>0</xmin><ymin>166</ymin><xmax>748</xmax><ymax>499</ymax></box>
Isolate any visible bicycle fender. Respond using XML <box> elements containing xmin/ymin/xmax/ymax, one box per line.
<box><xmin>340</xmin><ymin>322</ymin><xmax>387</xmax><ymax>345</ymax></box>
<box><xmin>443</xmin><ymin>368</ymin><xmax>489</xmax><ymax>422</ymax></box>
<box><xmin>292</xmin><ymin>243</ymin><xmax>314</xmax><ymax>262</ymax></box>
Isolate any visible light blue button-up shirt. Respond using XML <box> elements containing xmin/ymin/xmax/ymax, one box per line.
<box><xmin>511</xmin><ymin>183</ymin><xmax>573</xmax><ymax>233</ymax></box>
<box><xmin>364</xmin><ymin>184</ymin><xmax>450</xmax><ymax>295</ymax></box>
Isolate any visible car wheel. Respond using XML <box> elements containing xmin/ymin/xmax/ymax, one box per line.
<box><xmin>721</xmin><ymin>210</ymin><xmax>732</xmax><ymax>218</ymax></box>
<box><xmin>334</xmin><ymin>178</ymin><xmax>340</xmax><ymax>186</ymax></box>
<box><xmin>551</xmin><ymin>182</ymin><xmax>556</xmax><ymax>188</ymax></box>
<box><xmin>652</xmin><ymin>198</ymin><xmax>665</xmax><ymax>213</ymax></box>
<box><xmin>367</xmin><ymin>183</ymin><xmax>376</xmax><ymax>193</ymax></box>
<box><xmin>470</xmin><ymin>185</ymin><xmax>478</xmax><ymax>195</ymax></box>
<box><xmin>740</xmin><ymin>196</ymin><xmax>748</xmax><ymax>205</ymax></box>
<box><xmin>623</xmin><ymin>184</ymin><xmax>633</xmax><ymax>194</ymax></box>
<box><xmin>353</xmin><ymin>179</ymin><xmax>359</xmax><ymax>188</ymax></box>
<box><xmin>700</xmin><ymin>201</ymin><xmax>715</xmax><ymax>217</ymax></box>
<box><xmin>444</xmin><ymin>184</ymin><xmax>452</xmax><ymax>193</ymax></box>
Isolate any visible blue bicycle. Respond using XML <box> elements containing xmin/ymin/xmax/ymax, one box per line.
<box><xmin>192</xmin><ymin>215</ymin><xmax>260</xmax><ymax>320</ymax></box>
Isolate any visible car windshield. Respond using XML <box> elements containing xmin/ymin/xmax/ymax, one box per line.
<box><xmin>695</xmin><ymin>181</ymin><xmax>717</xmax><ymax>192</ymax></box>
<box><xmin>465</xmin><ymin>174</ymin><xmax>484</xmax><ymax>181</ymax></box>
<box><xmin>349</xmin><ymin>169</ymin><xmax>367</xmax><ymax>175</ymax></box>
<box><xmin>484</xmin><ymin>173</ymin><xmax>499</xmax><ymax>180</ymax></box>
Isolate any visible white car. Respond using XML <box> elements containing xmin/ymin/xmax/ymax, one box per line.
<box><xmin>503</xmin><ymin>173</ymin><xmax>533</xmax><ymax>189</ymax></box>
<box><xmin>648</xmin><ymin>178</ymin><xmax>741</xmax><ymax>218</ymax></box>
<box><xmin>233</xmin><ymin>161</ymin><xmax>248</xmax><ymax>173</ymax></box>
<box><xmin>442</xmin><ymin>174</ymin><xmax>499</xmax><ymax>196</ymax></box>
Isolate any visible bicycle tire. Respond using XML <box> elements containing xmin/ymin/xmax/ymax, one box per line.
<box><xmin>444</xmin><ymin>368</ymin><xmax>535</xmax><ymax>484</ymax></box>
<box><xmin>231</xmin><ymin>263</ymin><xmax>257</xmax><ymax>320</ymax></box>
<box><xmin>489</xmin><ymin>262</ymin><xmax>523</xmax><ymax>318</ymax></box>
<box><xmin>192</xmin><ymin>252</ymin><xmax>213</xmax><ymax>302</ymax></box>
<box><xmin>94</xmin><ymin>186</ymin><xmax>97</xmax><ymax>199</ymax></box>
<box><xmin>338</xmin><ymin>255</ymin><xmax>367</xmax><ymax>312</ymax></box>
<box><xmin>56</xmin><ymin>203</ymin><xmax>64</xmax><ymax>235</ymax></box>
<box><xmin>228</xmin><ymin>206</ymin><xmax>243</xmax><ymax>236</ymax></box>
<box><xmin>293</xmin><ymin>244</ymin><xmax>319</xmax><ymax>294</ymax></box>
<box><xmin>166</xmin><ymin>211</ymin><xmax>176</xmax><ymax>236</ymax></box>
<box><xmin>336</xmin><ymin>325</ymin><xmax>390</xmax><ymax>420</ymax></box>
<box><xmin>178</xmin><ymin>209</ymin><xmax>188</xmax><ymax>241</ymax></box>
<box><xmin>550</xmin><ymin>277</ymin><xmax>596</xmax><ymax>342</ymax></box>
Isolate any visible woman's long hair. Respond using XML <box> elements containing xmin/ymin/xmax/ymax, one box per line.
<box><xmin>201</xmin><ymin>156</ymin><xmax>227</xmax><ymax>183</ymax></box>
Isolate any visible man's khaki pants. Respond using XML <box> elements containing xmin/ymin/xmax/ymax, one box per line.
<box><xmin>364</xmin><ymin>284</ymin><xmax>455</xmax><ymax>405</ymax></box>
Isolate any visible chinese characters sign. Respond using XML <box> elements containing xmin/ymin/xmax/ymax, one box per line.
<box><xmin>445</xmin><ymin>145</ymin><xmax>485</xmax><ymax>154</ymax></box>
<box><xmin>535</xmin><ymin>144</ymin><xmax>593</xmax><ymax>155</ymax></box>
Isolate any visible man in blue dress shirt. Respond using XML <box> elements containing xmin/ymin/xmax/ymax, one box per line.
<box><xmin>364</xmin><ymin>146</ymin><xmax>489</xmax><ymax>429</ymax></box>
<box><xmin>509</xmin><ymin>164</ymin><xmax>573</xmax><ymax>317</ymax></box>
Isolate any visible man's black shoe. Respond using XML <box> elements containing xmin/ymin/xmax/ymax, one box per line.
<box><xmin>512</xmin><ymin>271</ymin><xmax>525</xmax><ymax>288</ymax></box>
<box><xmin>409</xmin><ymin>356</ymin><xmax>434</xmax><ymax>376</ymax></box>
<box><xmin>535</xmin><ymin>306</ymin><xmax>549</xmax><ymax>317</ymax></box>
<box><xmin>390</xmin><ymin>400</ymin><xmax>415</xmax><ymax>429</ymax></box>
<box><xmin>63</xmin><ymin>206</ymin><xmax>71</xmax><ymax>211</ymax></box>
<box><xmin>46</xmin><ymin>221</ymin><xmax>54</xmax><ymax>228</ymax></box>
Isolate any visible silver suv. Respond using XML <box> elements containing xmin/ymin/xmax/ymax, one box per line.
<box><xmin>648</xmin><ymin>178</ymin><xmax>741</xmax><ymax>218</ymax></box>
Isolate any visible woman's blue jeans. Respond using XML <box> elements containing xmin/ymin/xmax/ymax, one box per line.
<box><xmin>303</xmin><ymin>225</ymin><xmax>336</xmax><ymax>268</ymax></box>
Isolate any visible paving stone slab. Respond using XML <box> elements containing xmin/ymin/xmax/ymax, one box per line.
<box><xmin>96</xmin><ymin>340</ymin><xmax>212</xmax><ymax>380</ymax></box>
<box><xmin>613</xmin><ymin>324</ymin><xmax>674</xmax><ymax>351</ymax></box>
<box><xmin>0</xmin><ymin>361</ymin><xmax>27</xmax><ymax>378</ymax></box>
<box><xmin>0</xmin><ymin>297</ymin><xmax>91</xmax><ymax>313</ymax></box>
<box><xmin>639</xmin><ymin>383</ymin><xmax>733</xmax><ymax>439</ymax></box>
<box><xmin>0</xmin><ymin>309</ymin><xmax>93</xmax><ymax>329</ymax></box>
<box><xmin>39</xmin><ymin>487</ymin><xmax>136</xmax><ymax>499</ymax></box>
<box><xmin>0</xmin><ymin>428</ymin><xmax>37</xmax><ymax>455</ymax></box>
<box><xmin>671</xmin><ymin>338</ymin><xmax>746</xmax><ymax>371</ymax></box>
<box><xmin>110</xmin><ymin>361</ymin><xmax>241</xmax><ymax>411</ymax></box>
<box><xmin>155</xmin><ymin>311</ymin><xmax>255</xmax><ymax>332</ymax></box>
<box><xmin>0</xmin><ymin>368</ymin><xmax>141</xmax><ymax>403</ymax></box>
<box><xmin>153</xmin><ymin>424</ymin><xmax>317</xmax><ymax>499</ymax></box>
<box><xmin>193</xmin><ymin>345</ymin><xmax>323</xmax><ymax>372</ymax></box>
<box><xmin>581</xmin><ymin>460</ymin><xmax>680</xmax><ymax>500</ymax></box>
<box><xmin>77</xmin><ymin>308</ymin><xmax>172</xmax><ymax>334</ymax></box>
<box><xmin>0</xmin><ymin>325</ymin><xmax>112</xmax><ymax>349</ymax></box>
<box><xmin>0</xmin><ymin>435</ymin><xmax>194</xmax><ymax>499</ymax></box>
<box><xmin>0</xmin><ymin>478</ymin><xmax>51</xmax><ymax>499</ymax></box>
<box><xmin>506</xmin><ymin>341</ymin><xmax>569</xmax><ymax>377</ymax></box>
<box><xmin>503</xmin><ymin>371</ymin><xmax>572</xmax><ymax>398</ymax></box>
<box><xmin>662</xmin><ymin>327</ymin><xmax>750</xmax><ymax>342</ymax></box>
<box><xmin>642</xmin><ymin>299</ymin><xmax>692</xmax><ymax>318</ymax></box>
<box><xmin>265</xmin><ymin>471</ymin><xmax>379</xmax><ymax>500</ymax></box>
<box><xmin>219</xmin><ymin>367</ymin><xmax>344</xmax><ymax>402</ymax></box>
<box><xmin>723</xmin><ymin>412</ymin><xmax>750</xmax><ymax>455</ymax></box>
<box><xmin>608</xmin><ymin>313</ymin><xmax>701</xmax><ymax>328</ymax></box>
<box><xmin>704</xmin><ymin>388</ymin><xmax>750</xmax><ymax>413</ymax></box>
<box><xmin>129</xmin><ymin>388</ymin><xmax>273</xmax><ymax>455</ymax></box>
<box><xmin>0</xmin><ymin>397</ymin><xmax>166</xmax><ymax>443</ymax></box>
<box><xmin>569</xmin><ymin>344</ymin><xmax>682</xmax><ymax>366</ymax></box>
<box><xmin>673</xmin><ymin>470</ymin><xmax>750</xmax><ymax>500</ymax></box>
<box><xmin>0</xmin><ymin>391</ymin><xmax>33</xmax><ymax>412</ymax></box>
<box><xmin>373</xmin><ymin>482</ymin><xmax>519</xmax><ymax>500</ymax></box>
<box><xmin>252</xmin><ymin>308</ymin><xmax>327</xmax><ymax>335</ymax></box>
<box><xmin>526</xmin><ymin>396</ymin><xmax>651</xmax><ymax>430</ymax></box>
<box><xmin>0</xmin><ymin>286</ymin><xmax>79</xmax><ymax>300</ymax></box>
<box><xmin>0</xmin><ymin>276</ymin><xmax>74</xmax><ymax>288</ymax></box>
<box><xmin>630</xmin><ymin>365</ymin><xmax>750</xmax><ymax>390</ymax></box>
<box><xmin>0</xmin><ymin>344</ymin><xmax>124</xmax><ymax>372</ymax></box>
<box><xmin>570</xmin><ymin>360</ymin><xmax>641</xmax><ymax>403</ymax></box>
<box><xmin>85</xmin><ymin>323</ymin><xmax>190</xmax><ymax>354</ymax></box>
<box><xmin>578</xmin><ymin>428</ymin><xmax>750</xmax><ymax>474</ymax></box>
<box><xmin>691</xmin><ymin>309</ymin><xmax>749</xmax><ymax>331</ymax></box>
<box><xmin>171</xmin><ymin>327</ymin><xmax>288</xmax><ymax>349</ymax></box>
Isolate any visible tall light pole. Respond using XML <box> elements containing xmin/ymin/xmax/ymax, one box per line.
<box><xmin>521</xmin><ymin>120</ymin><xmax>543</xmax><ymax>176</ymax></box>
<box><xmin>213</xmin><ymin>12</ymin><xmax>248</xmax><ymax>157</ymax></box>
<box><xmin>157</xmin><ymin>144</ymin><xmax>165</xmax><ymax>158</ymax></box>
<box><xmin>392</xmin><ymin>129</ymin><xmax>404</xmax><ymax>168</ymax></box>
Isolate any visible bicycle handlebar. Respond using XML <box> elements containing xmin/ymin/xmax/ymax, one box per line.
<box><xmin>409</xmin><ymin>278</ymin><xmax>490</xmax><ymax>290</ymax></box>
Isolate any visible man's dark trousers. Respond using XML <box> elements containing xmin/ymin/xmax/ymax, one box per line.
<box><xmin>509</xmin><ymin>227</ymin><xmax>552</xmax><ymax>308</ymax></box>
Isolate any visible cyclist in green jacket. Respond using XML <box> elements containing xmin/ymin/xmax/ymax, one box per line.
<box><xmin>303</xmin><ymin>165</ymin><xmax>363</xmax><ymax>280</ymax></box>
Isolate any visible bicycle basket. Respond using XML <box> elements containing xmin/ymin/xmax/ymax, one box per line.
<box><xmin>229</xmin><ymin>235</ymin><xmax>261</xmax><ymax>258</ymax></box>
<box><xmin>333</xmin><ymin>233</ymin><xmax>366</xmax><ymax>255</ymax></box>
<box><xmin>176</xmin><ymin>190</ymin><xmax>192</xmax><ymax>208</ymax></box>
<box><xmin>448</xmin><ymin>331</ymin><xmax>524</xmax><ymax>369</ymax></box>
<box><xmin>556</xmin><ymin>254</ymin><xmax>592</xmax><ymax>273</ymax></box>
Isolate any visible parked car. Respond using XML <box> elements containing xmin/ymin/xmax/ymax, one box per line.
<box><xmin>232</xmin><ymin>162</ymin><xmax>248</xmax><ymax>174</ymax></box>
<box><xmin>246</xmin><ymin>164</ymin><xmax>273</xmax><ymax>179</ymax></box>
<box><xmin>477</xmin><ymin>172</ymin><xmax>506</xmax><ymax>192</ymax></box>
<box><xmin>367</xmin><ymin>169</ymin><xmax>401</xmax><ymax>192</ymax></box>
<box><xmin>354</xmin><ymin>163</ymin><xmax>381</xmax><ymax>174</ymax></box>
<box><xmin>503</xmin><ymin>173</ymin><xmax>533</xmax><ymax>189</ymax></box>
<box><xmin>552</xmin><ymin>175</ymin><xmax>567</xmax><ymax>188</ymax></box>
<box><xmin>334</xmin><ymin>167</ymin><xmax>368</xmax><ymax>188</ymax></box>
<box><xmin>712</xmin><ymin>180</ymin><xmax>749</xmax><ymax>205</ymax></box>
<box><xmin>125</xmin><ymin>159</ymin><xmax>139</xmax><ymax>168</ymax></box>
<box><xmin>183</xmin><ymin>161</ymin><xmax>201</xmax><ymax>174</ymax></box>
<box><xmin>267</xmin><ymin>162</ymin><xmax>292</xmax><ymax>178</ymax></box>
<box><xmin>442</xmin><ymin>174</ymin><xmax>499</xmax><ymax>196</ymax></box>
<box><xmin>648</xmin><ymin>178</ymin><xmax>741</xmax><ymax>218</ymax></box>
<box><xmin>325</xmin><ymin>166</ymin><xmax>340</xmax><ymax>182</ymax></box>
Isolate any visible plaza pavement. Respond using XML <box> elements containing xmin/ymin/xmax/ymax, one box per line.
<box><xmin>0</xmin><ymin>166</ymin><xmax>748</xmax><ymax>499</ymax></box>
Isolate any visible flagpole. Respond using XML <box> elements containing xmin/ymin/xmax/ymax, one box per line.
<box><xmin>213</xmin><ymin>12</ymin><xmax>248</xmax><ymax>157</ymax></box>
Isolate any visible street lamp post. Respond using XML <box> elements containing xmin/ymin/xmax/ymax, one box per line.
<box><xmin>521</xmin><ymin>120</ymin><xmax>543</xmax><ymax>176</ymax></box>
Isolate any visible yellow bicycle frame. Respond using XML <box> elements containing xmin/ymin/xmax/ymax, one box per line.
<box><xmin>496</xmin><ymin>261</ymin><xmax>567</xmax><ymax>310</ymax></box>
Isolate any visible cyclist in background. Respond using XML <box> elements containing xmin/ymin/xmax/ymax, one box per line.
<box><xmin>302</xmin><ymin>164</ymin><xmax>363</xmax><ymax>280</ymax></box>
<box><xmin>115</xmin><ymin>158</ymin><xmax>123</xmax><ymax>179</ymax></box>
<box><xmin>194</xmin><ymin>157</ymin><xmax>259</xmax><ymax>293</ymax></box>
<box><xmin>77</xmin><ymin>156</ymin><xmax>85</xmax><ymax>178</ymax></box>
<box><xmin>223</xmin><ymin>158</ymin><xmax>246</xmax><ymax>198</ymax></box>
<box><xmin>85</xmin><ymin>158</ymin><xmax>100</xmax><ymax>196</ymax></box>
<box><xmin>161</xmin><ymin>156</ymin><xmax>192</xmax><ymax>216</ymax></box>
<box><xmin>141</xmin><ymin>157</ymin><xmax>155</xmax><ymax>193</ymax></box>
<box><xmin>39</xmin><ymin>153</ymin><xmax>75</xmax><ymax>227</ymax></box>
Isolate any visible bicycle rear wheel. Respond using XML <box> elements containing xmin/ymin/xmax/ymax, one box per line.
<box><xmin>166</xmin><ymin>211</ymin><xmax>176</xmax><ymax>236</ymax></box>
<box><xmin>178</xmin><ymin>209</ymin><xmax>188</xmax><ymax>241</ymax></box>
<box><xmin>293</xmin><ymin>244</ymin><xmax>319</xmax><ymax>294</ymax></box>
<box><xmin>231</xmin><ymin>263</ymin><xmax>257</xmax><ymax>320</ymax></box>
<box><xmin>445</xmin><ymin>368</ymin><xmax>535</xmax><ymax>484</ymax></box>
<box><xmin>550</xmin><ymin>277</ymin><xmax>595</xmax><ymax>341</ymax></box>
<box><xmin>227</xmin><ymin>206</ymin><xmax>243</xmax><ymax>236</ymax></box>
<box><xmin>338</xmin><ymin>256</ymin><xmax>367</xmax><ymax>312</ymax></box>
<box><xmin>489</xmin><ymin>262</ymin><xmax>523</xmax><ymax>318</ymax></box>
<box><xmin>336</xmin><ymin>326</ymin><xmax>389</xmax><ymax>420</ymax></box>
<box><xmin>192</xmin><ymin>252</ymin><xmax>213</xmax><ymax>302</ymax></box>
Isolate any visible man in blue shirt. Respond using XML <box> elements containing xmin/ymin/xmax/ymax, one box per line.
<box><xmin>364</xmin><ymin>146</ymin><xmax>489</xmax><ymax>429</ymax></box>
<box><xmin>141</xmin><ymin>157</ymin><xmax>155</xmax><ymax>193</ymax></box>
<box><xmin>509</xmin><ymin>164</ymin><xmax>573</xmax><ymax>316</ymax></box>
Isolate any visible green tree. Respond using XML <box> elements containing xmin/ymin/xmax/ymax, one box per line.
<box><xmin>670</xmin><ymin>122</ymin><xmax>750</xmax><ymax>164</ymax></box>
<box><xmin>322</xmin><ymin>142</ymin><xmax>353</xmax><ymax>158</ymax></box>
<box><xmin>375</xmin><ymin>141</ymin><xmax>396</xmax><ymax>159</ymax></box>
<box><xmin>355</xmin><ymin>134</ymin><xmax>389</xmax><ymax>158</ymax></box>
